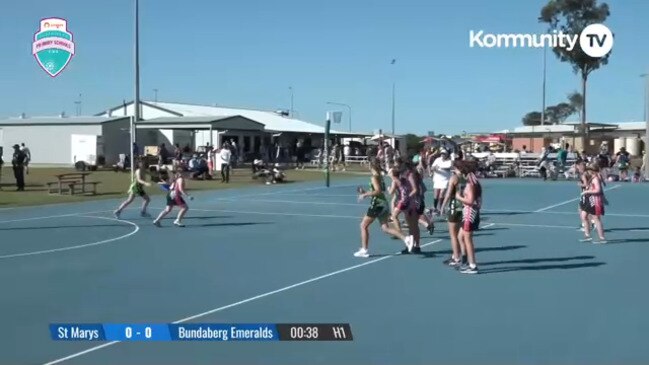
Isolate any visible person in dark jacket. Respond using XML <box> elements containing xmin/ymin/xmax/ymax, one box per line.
<box><xmin>12</xmin><ymin>144</ymin><xmax>26</xmax><ymax>191</ymax></box>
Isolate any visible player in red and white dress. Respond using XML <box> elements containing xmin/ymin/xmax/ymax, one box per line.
<box><xmin>579</xmin><ymin>164</ymin><xmax>607</xmax><ymax>244</ymax></box>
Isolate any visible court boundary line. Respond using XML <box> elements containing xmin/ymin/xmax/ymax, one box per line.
<box><xmin>0</xmin><ymin>216</ymin><xmax>140</xmax><ymax>260</ymax></box>
<box><xmin>214</xmin><ymin>184</ymin><xmax>624</xmax><ymax>211</ymax></box>
<box><xmin>0</xmin><ymin>181</ymin><xmax>360</xmax><ymax>212</ymax></box>
<box><xmin>533</xmin><ymin>184</ymin><xmax>621</xmax><ymax>212</ymax></box>
<box><xmin>0</xmin><ymin>183</ymin><xmax>359</xmax><ymax>224</ymax></box>
<box><xmin>42</xmin><ymin>238</ymin><xmax>443</xmax><ymax>365</ymax></box>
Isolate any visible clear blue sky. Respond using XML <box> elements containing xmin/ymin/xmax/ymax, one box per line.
<box><xmin>1</xmin><ymin>0</ymin><xmax>648</xmax><ymax>135</ymax></box>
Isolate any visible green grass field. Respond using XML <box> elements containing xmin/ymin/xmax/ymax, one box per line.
<box><xmin>0</xmin><ymin>166</ymin><xmax>367</xmax><ymax>208</ymax></box>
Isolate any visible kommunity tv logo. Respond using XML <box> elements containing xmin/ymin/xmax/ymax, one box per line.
<box><xmin>469</xmin><ymin>23</ymin><xmax>613</xmax><ymax>58</ymax></box>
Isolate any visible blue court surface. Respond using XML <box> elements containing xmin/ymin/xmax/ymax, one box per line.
<box><xmin>1</xmin><ymin>177</ymin><xmax>649</xmax><ymax>365</ymax></box>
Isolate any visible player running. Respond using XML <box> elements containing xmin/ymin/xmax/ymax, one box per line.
<box><xmin>114</xmin><ymin>160</ymin><xmax>152</xmax><ymax>219</ymax></box>
<box><xmin>441</xmin><ymin>160</ymin><xmax>467</xmax><ymax>267</ymax></box>
<box><xmin>153</xmin><ymin>169</ymin><xmax>192</xmax><ymax>227</ymax></box>
<box><xmin>355</xmin><ymin>159</ymin><xmax>414</xmax><ymax>258</ymax></box>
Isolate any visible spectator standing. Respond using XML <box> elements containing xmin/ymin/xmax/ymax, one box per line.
<box><xmin>296</xmin><ymin>140</ymin><xmax>305</xmax><ymax>170</ymax></box>
<box><xmin>20</xmin><ymin>143</ymin><xmax>31</xmax><ymax>175</ymax></box>
<box><xmin>132</xmin><ymin>142</ymin><xmax>139</xmax><ymax>158</ymax></box>
<box><xmin>230</xmin><ymin>139</ymin><xmax>238</xmax><ymax>168</ymax></box>
<box><xmin>0</xmin><ymin>152</ymin><xmax>4</xmax><ymax>190</ymax></box>
<box><xmin>219</xmin><ymin>142</ymin><xmax>232</xmax><ymax>183</ymax></box>
<box><xmin>158</xmin><ymin>143</ymin><xmax>169</xmax><ymax>168</ymax></box>
<box><xmin>11</xmin><ymin>144</ymin><xmax>26</xmax><ymax>191</ymax></box>
<box><xmin>173</xmin><ymin>143</ymin><xmax>182</xmax><ymax>169</ymax></box>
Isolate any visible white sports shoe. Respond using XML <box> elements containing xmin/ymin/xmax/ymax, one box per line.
<box><xmin>353</xmin><ymin>248</ymin><xmax>369</xmax><ymax>258</ymax></box>
<box><xmin>404</xmin><ymin>235</ymin><xmax>414</xmax><ymax>252</ymax></box>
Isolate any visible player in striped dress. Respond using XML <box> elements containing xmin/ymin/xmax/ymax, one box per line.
<box><xmin>579</xmin><ymin>164</ymin><xmax>607</xmax><ymax>243</ymax></box>
<box><xmin>355</xmin><ymin>159</ymin><xmax>414</xmax><ymax>258</ymax></box>
<box><xmin>114</xmin><ymin>160</ymin><xmax>151</xmax><ymax>219</ymax></box>
<box><xmin>455</xmin><ymin>161</ymin><xmax>482</xmax><ymax>274</ymax></box>
<box><xmin>153</xmin><ymin>169</ymin><xmax>192</xmax><ymax>227</ymax></box>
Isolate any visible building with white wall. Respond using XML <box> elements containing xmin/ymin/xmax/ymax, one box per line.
<box><xmin>0</xmin><ymin>115</ymin><xmax>131</xmax><ymax>166</ymax></box>
<box><xmin>96</xmin><ymin>100</ymin><xmax>359</xmax><ymax>157</ymax></box>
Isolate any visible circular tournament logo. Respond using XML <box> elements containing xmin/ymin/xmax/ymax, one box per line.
<box><xmin>579</xmin><ymin>23</ymin><xmax>613</xmax><ymax>58</ymax></box>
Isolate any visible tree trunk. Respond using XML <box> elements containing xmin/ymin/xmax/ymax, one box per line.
<box><xmin>581</xmin><ymin>72</ymin><xmax>588</xmax><ymax>153</ymax></box>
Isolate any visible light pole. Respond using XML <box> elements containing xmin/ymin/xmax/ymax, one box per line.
<box><xmin>74</xmin><ymin>93</ymin><xmax>82</xmax><ymax>116</ymax></box>
<box><xmin>541</xmin><ymin>46</ymin><xmax>547</xmax><ymax>125</ymax></box>
<box><xmin>326</xmin><ymin>102</ymin><xmax>352</xmax><ymax>132</ymax></box>
<box><xmin>289</xmin><ymin>86</ymin><xmax>294</xmax><ymax>117</ymax></box>
<box><xmin>132</xmin><ymin>0</ymin><xmax>141</xmax><ymax>182</ymax></box>
<box><xmin>642</xmin><ymin>72</ymin><xmax>649</xmax><ymax>179</ymax></box>
<box><xmin>153</xmin><ymin>88</ymin><xmax>158</xmax><ymax>103</ymax></box>
<box><xmin>390</xmin><ymin>59</ymin><xmax>396</xmax><ymax>136</ymax></box>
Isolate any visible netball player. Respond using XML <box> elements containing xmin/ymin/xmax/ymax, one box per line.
<box><xmin>431</xmin><ymin>149</ymin><xmax>453</xmax><ymax>214</ymax></box>
<box><xmin>356</xmin><ymin>159</ymin><xmax>414</xmax><ymax>258</ymax></box>
<box><xmin>456</xmin><ymin>160</ymin><xmax>482</xmax><ymax>274</ymax></box>
<box><xmin>114</xmin><ymin>160</ymin><xmax>152</xmax><ymax>219</ymax></box>
<box><xmin>441</xmin><ymin>160</ymin><xmax>467</xmax><ymax>267</ymax></box>
<box><xmin>409</xmin><ymin>160</ymin><xmax>435</xmax><ymax>237</ymax></box>
<box><xmin>579</xmin><ymin>164</ymin><xmax>607</xmax><ymax>243</ymax></box>
<box><xmin>153</xmin><ymin>169</ymin><xmax>192</xmax><ymax>227</ymax></box>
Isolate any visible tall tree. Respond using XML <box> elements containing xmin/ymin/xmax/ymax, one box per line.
<box><xmin>522</xmin><ymin>111</ymin><xmax>543</xmax><ymax>126</ymax></box>
<box><xmin>539</xmin><ymin>0</ymin><xmax>612</xmax><ymax>146</ymax></box>
<box><xmin>545</xmin><ymin>102</ymin><xmax>576</xmax><ymax>124</ymax></box>
<box><xmin>567</xmin><ymin>91</ymin><xmax>584</xmax><ymax>120</ymax></box>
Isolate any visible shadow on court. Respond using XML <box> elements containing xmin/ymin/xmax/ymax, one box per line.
<box><xmin>0</xmin><ymin>224</ymin><xmax>126</xmax><ymax>231</ymax></box>
<box><xmin>422</xmin><ymin>244</ymin><xmax>527</xmax><ymax>258</ymax></box>
<box><xmin>480</xmin><ymin>255</ymin><xmax>595</xmax><ymax>266</ymax></box>
<box><xmin>483</xmin><ymin>212</ymin><xmax>529</xmax><ymax>216</ymax></box>
<box><xmin>479</xmin><ymin>261</ymin><xmax>606</xmax><ymax>274</ymax></box>
<box><xmin>196</xmin><ymin>222</ymin><xmax>273</xmax><ymax>228</ymax></box>
<box><xmin>606</xmin><ymin>227</ymin><xmax>649</xmax><ymax>232</ymax></box>
<box><xmin>603</xmin><ymin>238</ymin><xmax>649</xmax><ymax>244</ymax></box>
<box><xmin>157</xmin><ymin>216</ymin><xmax>233</xmax><ymax>220</ymax></box>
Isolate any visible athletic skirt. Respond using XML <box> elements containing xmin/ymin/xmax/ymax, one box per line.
<box><xmin>580</xmin><ymin>194</ymin><xmax>604</xmax><ymax>216</ymax></box>
<box><xmin>167</xmin><ymin>191</ymin><xmax>187</xmax><ymax>207</ymax></box>
<box><xmin>461</xmin><ymin>205</ymin><xmax>480</xmax><ymax>232</ymax></box>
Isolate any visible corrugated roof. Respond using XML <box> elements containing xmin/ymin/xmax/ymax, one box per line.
<box><xmin>615</xmin><ymin>122</ymin><xmax>647</xmax><ymax>131</ymax></box>
<box><xmin>139</xmin><ymin>116</ymin><xmax>242</xmax><ymax>124</ymax></box>
<box><xmin>511</xmin><ymin>121</ymin><xmax>648</xmax><ymax>134</ymax></box>
<box><xmin>0</xmin><ymin>116</ymin><xmax>129</xmax><ymax>126</ymax></box>
<box><xmin>147</xmin><ymin>101</ymin><xmax>351</xmax><ymax>134</ymax></box>
<box><xmin>512</xmin><ymin>124</ymin><xmax>576</xmax><ymax>133</ymax></box>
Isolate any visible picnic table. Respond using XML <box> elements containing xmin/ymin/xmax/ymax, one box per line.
<box><xmin>46</xmin><ymin>172</ymin><xmax>101</xmax><ymax>195</ymax></box>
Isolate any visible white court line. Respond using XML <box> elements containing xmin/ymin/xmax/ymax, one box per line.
<box><xmin>533</xmin><ymin>185</ymin><xmax>622</xmax><ymax>212</ymax></box>
<box><xmin>538</xmin><ymin>211</ymin><xmax>649</xmax><ymax>218</ymax></box>
<box><xmin>153</xmin><ymin>207</ymin><xmax>582</xmax><ymax>231</ymax></box>
<box><xmin>493</xmin><ymin>222</ymin><xmax>575</xmax><ymax>229</ymax></box>
<box><xmin>265</xmin><ymin>193</ymin><xmax>360</xmax><ymax>197</ymax></box>
<box><xmin>0</xmin><ymin>210</ymin><xmax>113</xmax><ymax>224</ymax></box>
<box><xmin>191</xmin><ymin>208</ymin><xmax>359</xmax><ymax>219</ymax></box>
<box><xmin>42</xmin><ymin>238</ymin><xmax>443</xmax><ymax>365</ymax></box>
<box><xmin>0</xmin><ymin>184</ymin><xmax>358</xmax><ymax>224</ymax></box>
<box><xmin>0</xmin><ymin>216</ymin><xmax>139</xmax><ymax>260</ymax></box>
<box><xmin>216</xmin><ymin>184</ymin><xmax>625</xmax><ymax>212</ymax></box>
<box><xmin>218</xmin><ymin>198</ymin><xmax>362</xmax><ymax>206</ymax></box>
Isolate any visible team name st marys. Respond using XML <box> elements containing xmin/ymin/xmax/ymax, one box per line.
<box><xmin>57</xmin><ymin>326</ymin><xmax>100</xmax><ymax>340</ymax></box>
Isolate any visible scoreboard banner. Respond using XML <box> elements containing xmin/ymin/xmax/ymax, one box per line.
<box><xmin>50</xmin><ymin>323</ymin><xmax>353</xmax><ymax>342</ymax></box>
